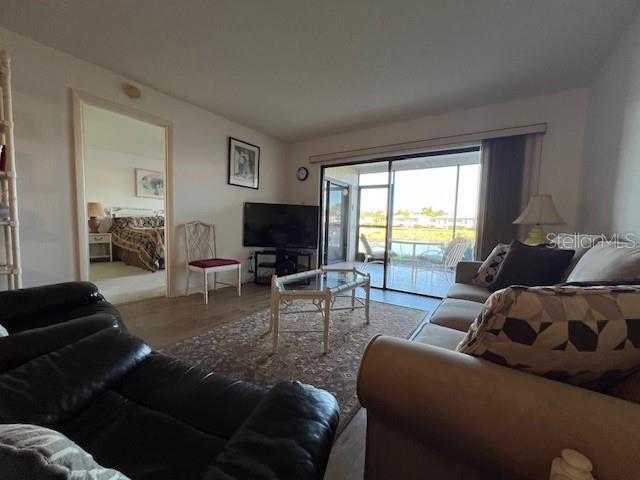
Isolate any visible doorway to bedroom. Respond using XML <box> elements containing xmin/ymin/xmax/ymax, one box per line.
<box><xmin>74</xmin><ymin>94</ymin><xmax>171</xmax><ymax>304</ymax></box>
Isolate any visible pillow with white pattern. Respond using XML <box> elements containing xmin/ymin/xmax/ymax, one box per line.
<box><xmin>0</xmin><ymin>424</ymin><xmax>130</xmax><ymax>479</ymax></box>
<box><xmin>472</xmin><ymin>243</ymin><xmax>510</xmax><ymax>287</ymax></box>
<box><xmin>457</xmin><ymin>284</ymin><xmax>640</xmax><ymax>390</ymax></box>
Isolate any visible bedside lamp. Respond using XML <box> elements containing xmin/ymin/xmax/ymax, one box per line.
<box><xmin>513</xmin><ymin>194</ymin><xmax>565</xmax><ymax>245</ymax></box>
<box><xmin>87</xmin><ymin>202</ymin><xmax>105</xmax><ymax>234</ymax></box>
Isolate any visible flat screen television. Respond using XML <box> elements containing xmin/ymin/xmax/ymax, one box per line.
<box><xmin>243</xmin><ymin>202</ymin><xmax>319</xmax><ymax>250</ymax></box>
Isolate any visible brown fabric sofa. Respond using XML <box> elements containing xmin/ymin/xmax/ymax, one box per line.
<box><xmin>358</xmin><ymin>243</ymin><xmax>640</xmax><ymax>480</ymax></box>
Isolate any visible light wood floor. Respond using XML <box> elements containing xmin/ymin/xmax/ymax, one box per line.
<box><xmin>118</xmin><ymin>283</ymin><xmax>439</xmax><ymax>480</ymax></box>
<box><xmin>119</xmin><ymin>282</ymin><xmax>273</xmax><ymax>349</ymax></box>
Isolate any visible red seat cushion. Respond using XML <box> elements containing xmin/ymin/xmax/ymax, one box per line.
<box><xmin>189</xmin><ymin>258</ymin><xmax>240</xmax><ymax>269</ymax></box>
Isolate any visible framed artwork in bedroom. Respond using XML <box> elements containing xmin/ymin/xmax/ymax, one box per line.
<box><xmin>228</xmin><ymin>137</ymin><xmax>260</xmax><ymax>189</ymax></box>
<box><xmin>135</xmin><ymin>168</ymin><xmax>164</xmax><ymax>199</ymax></box>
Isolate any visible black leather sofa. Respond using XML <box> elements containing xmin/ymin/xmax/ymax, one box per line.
<box><xmin>0</xmin><ymin>282</ymin><xmax>339</xmax><ymax>480</ymax></box>
<box><xmin>0</xmin><ymin>281</ymin><xmax>123</xmax><ymax>333</ymax></box>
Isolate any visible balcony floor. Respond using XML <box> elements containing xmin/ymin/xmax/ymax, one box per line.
<box><xmin>329</xmin><ymin>261</ymin><xmax>453</xmax><ymax>298</ymax></box>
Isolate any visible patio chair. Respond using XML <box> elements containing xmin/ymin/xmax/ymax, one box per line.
<box><xmin>418</xmin><ymin>237</ymin><xmax>468</xmax><ymax>285</ymax></box>
<box><xmin>360</xmin><ymin>233</ymin><xmax>399</xmax><ymax>281</ymax></box>
<box><xmin>360</xmin><ymin>233</ymin><xmax>387</xmax><ymax>266</ymax></box>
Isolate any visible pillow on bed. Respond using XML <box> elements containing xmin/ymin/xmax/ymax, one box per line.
<box><xmin>457</xmin><ymin>284</ymin><xmax>640</xmax><ymax>390</ymax></box>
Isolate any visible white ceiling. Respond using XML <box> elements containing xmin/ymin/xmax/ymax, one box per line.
<box><xmin>1</xmin><ymin>0</ymin><xmax>638</xmax><ymax>142</ymax></box>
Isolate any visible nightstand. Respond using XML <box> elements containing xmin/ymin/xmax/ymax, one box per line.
<box><xmin>89</xmin><ymin>233</ymin><xmax>112</xmax><ymax>262</ymax></box>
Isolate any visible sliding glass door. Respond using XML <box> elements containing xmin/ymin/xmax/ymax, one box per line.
<box><xmin>356</xmin><ymin>165</ymin><xmax>390</xmax><ymax>288</ymax></box>
<box><xmin>386</xmin><ymin>154</ymin><xmax>480</xmax><ymax>296</ymax></box>
<box><xmin>323</xmin><ymin>180</ymin><xmax>350</xmax><ymax>264</ymax></box>
<box><xmin>321</xmin><ymin>148</ymin><xmax>480</xmax><ymax>298</ymax></box>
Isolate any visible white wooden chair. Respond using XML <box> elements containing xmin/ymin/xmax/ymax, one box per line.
<box><xmin>185</xmin><ymin>221</ymin><xmax>241</xmax><ymax>304</ymax></box>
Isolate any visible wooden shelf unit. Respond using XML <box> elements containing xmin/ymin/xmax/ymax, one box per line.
<box><xmin>0</xmin><ymin>50</ymin><xmax>22</xmax><ymax>289</ymax></box>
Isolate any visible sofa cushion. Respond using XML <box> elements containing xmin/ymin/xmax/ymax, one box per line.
<box><xmin>487</xmin><ymin>240</ymin><xmax>574</xmax><ymax>292</ymax></box>
<box><xmin>413</xmin><ymin>323</ymin><xmax>466</xmax><ymax>350</ymax></box>
<box><xmin>60</xmin><ymin>389</ymin><xmax>229</xmax><ymax>480</ymax></box>
<box><xmin>566</xmin><ymin>242</ymin><xmax>640</xmax><ymax>283</ymax></box>
<box><xmin>430</xmin><ymin>298</ymin><xmax>483</xmax><ymax>333</ymax></box>
<box><xmin>457</xmin><ymin>285</ymin><xmax>640</xmax><ymax>390</ymax></box>
<box><xmin>472</xmin><ymin>243</ymin><xmax>510</xmax><ymax>287</ymax></box>
<box><xmin>115</xmin><ymin>352</ymin><xmax>266</xmax><ymax>440</ymax></box>
<box><xmin>446</xmin><ymin>283</ymin><xmax>491</xmax><ymax>303</ymax></box>
<box><xmin>607</xmin><ymin>370</ymin><xmax>640</xmax><ymax>404</ymax></box>
<box><xmin>551</xmin><ymin>233</ymin><xmax>605</xmax><ymax>281</ymax></box>
<box><xmin>0</xmin><ymin>423</ymin><xmax>130</xmax><ymax>480</ymax></box>
<box><xmin>0</xmin><ymin>329</ymin><xmax>150</xmax><ymax>427</ymax></box>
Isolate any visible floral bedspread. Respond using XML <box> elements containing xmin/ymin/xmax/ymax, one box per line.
<box><xmin>110</xmin><ymin>216</ymin><xmax>165</xmax><ymax>272</ymax></box>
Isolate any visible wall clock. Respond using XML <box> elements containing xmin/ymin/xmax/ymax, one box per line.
<box><xmin>296</xmin><ymin>166</ymin><xmax>309</xmax><ymax>181</ymax></box>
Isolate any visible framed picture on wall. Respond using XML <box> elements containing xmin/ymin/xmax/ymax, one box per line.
<box><xmin>228</xmin><ymin>137</ymin><xmax>260</xmax><ymax>189</ymax></box>
<box><xmin>136</xmin><ymin>168</ymin><xmax>164</xmax><ymax>199</ymax></box>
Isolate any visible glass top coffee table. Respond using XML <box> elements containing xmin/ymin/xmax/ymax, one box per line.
<box><xmin>269</xmin><ymin>267</ymin><xmax>371</xmax><ymax>354</ymax></box>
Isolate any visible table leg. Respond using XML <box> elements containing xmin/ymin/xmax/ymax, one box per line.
<box><xmin>351</xmin><ymin>288</ymin><xmax>355</xmax><ymax>310</ymax></box>
<box><xmin>272</xmin><ymin>300</ymin><xmax>280</xmax><ymax>353</ymax></box>
<box><xmin>323</xmin><ymin>295</ymin><xmax>331</xmax><ymax>354</ymax></box>
<box><xmin>365</xmin><ymin>281</ymin><xmax>371</xmax><ymax>325</ymax></box>
<box><xmin>267</xmin><ymin>293</ymin><xmax>274</xmax><ymax>334</ymax></box>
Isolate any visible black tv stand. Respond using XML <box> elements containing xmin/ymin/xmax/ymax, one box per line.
<box><xmin>253</xmin><ymin>249</ymin><xmax>313</xmax><ymax>285</ymax></box>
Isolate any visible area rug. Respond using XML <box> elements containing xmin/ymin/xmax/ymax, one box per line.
<box><xmin>160</xmin><ymin>298</ymin><xmax>427</xmax><ymax>432</ymax></box>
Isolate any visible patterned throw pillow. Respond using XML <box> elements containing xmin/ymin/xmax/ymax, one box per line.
<box><xmin>472</xmin><ymin>243</ymin><xmax>510</xmax><ymax>287</ymax></box>
<box><xmin>457</xmin><ymin>285</ymin><xmax>640</xmax><ymax>390</ymax></box>
<box><xmin>0</xmin><ymin>424</ymin><xmax>130</xmax><ymax>479</ymax></box>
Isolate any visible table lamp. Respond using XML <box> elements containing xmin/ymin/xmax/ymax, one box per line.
<box><xmin>87</xmin><ymin>202</ymin><xmax>105</xmax><ymax>234</ymax></box>
<box><xmin>513</xmin><ymin>194</ymin><xmax>565</xmax><ymax>245</ymax></box>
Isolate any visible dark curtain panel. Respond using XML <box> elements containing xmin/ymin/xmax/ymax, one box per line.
<box><xmin>476</xmin><ymin>135</ymin><xmax>527</xmax><ymax>260</ymax></box>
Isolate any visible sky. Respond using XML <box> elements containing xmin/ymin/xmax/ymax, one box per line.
<box><xmin>358</xmin><ymin>164</ymin><xmax>480</xmax><ymax>218</ymax></box>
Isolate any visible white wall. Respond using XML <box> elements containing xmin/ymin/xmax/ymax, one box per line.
<box><xmin>286</xmin><ymin>89</ymin><xmax>589</xmax><ymax>234</ymax></box>
<box><xmin>85</xmin><ymin>146</ymin><xmax>164</xmax><ymax>214</ymax></box>
<box><xmin>578</xmin><ymin>14</ymin><xmax>640</xmax><ymax>236</ymax></box>
<box><xmin>0</xmin><ymin>27</ymin><xmax>288</xmax><ymax>293</ymax></box>
<box><xmin>84</xmin><ymin>103</ymin><xmax>166</xmax><ymax>214</ymax></box>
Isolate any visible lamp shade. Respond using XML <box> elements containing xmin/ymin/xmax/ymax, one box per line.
<box><xmin>87</xmin><ymin>202</ymin><xmax>105</xmax><ymax>218</ymax></box>
<box><xmin>513</xmin><ymin>195</ymin><xmax>565</xmax><ymax>225</ymax></box>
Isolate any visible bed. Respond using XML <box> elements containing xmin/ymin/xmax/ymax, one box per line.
<box><xmin>108</xmin><ymin>207</ymin><xmax>165</xmax><ymax>272</ymax></box>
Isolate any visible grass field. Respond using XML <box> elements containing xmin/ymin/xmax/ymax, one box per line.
<box><xmin>360</xmin><ymin>225</ymin><xmax>476</xmax><ymax>245</ymax></box>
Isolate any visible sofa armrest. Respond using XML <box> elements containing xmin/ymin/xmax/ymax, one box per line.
<box><xmin>0</xmin><ymin>282</ymin><xmax>103</xmax><ymax>328</ymax></box>
<box><xmin>0</xmin><ymin>314</ymin><xmax>119</xmax><ymax>372</ymax></box>
<box><xmin>454</xmin><ymin>261</ymin><xmax>482</xmax><ymax>284</ymax></box>
<box><xmin>357</xmin><ymin>336</ymin><xmax>640</xmax><ymax>480</ymax></box>
<box><xmin>207</xmin><ymin>381</ymin><xmax>339</xmax><ymax>480</ymax></box>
